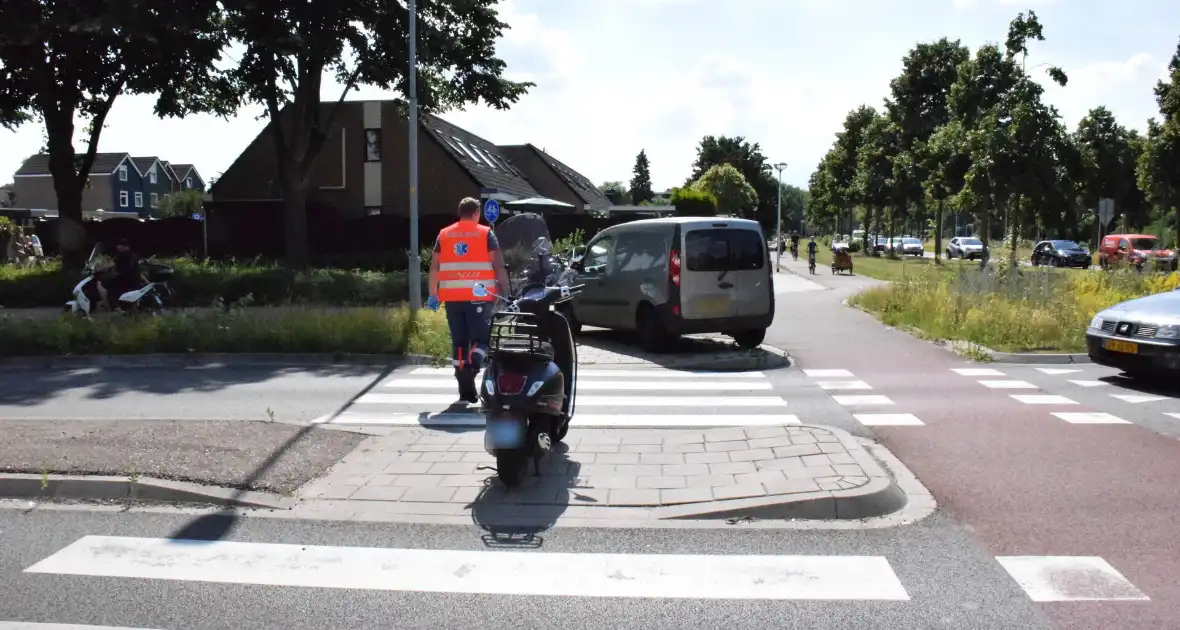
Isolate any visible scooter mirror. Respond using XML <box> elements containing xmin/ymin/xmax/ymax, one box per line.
<box><xmin>472</xmin><ymin>283</ymin><xmax>489</xmax><ymax>298</ymax></box>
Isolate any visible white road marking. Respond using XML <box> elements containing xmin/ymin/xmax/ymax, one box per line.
<box><xmin>1035</xmin><ymin>368</ymin><xmax>1082</xmax><ymax>375</ymax></box>
<box><xmin>1110</xmin><ymin>394</ymin><xmax>1168</xmax><ymax>404</ymax></box>
<box><xmin>406</xmin><ymin>367</ymin><xmax>767</xmax><ymax>379</ymax></box>
<box><xmin>853</xmin><ymin>414</ymin><xmax>924</xmax><ymax>426</ymax></box>
<box><xmin>996</xmin><ymin>556</ymin><xmax>1149</xmax><ymax>602</ymax></box>
<box><xmin>384</xmin><ymin>379</ymin><xmax>772</xmax><ymax>392</ymax></box>
<box><xmin>803</xmin><ymin>369</ymin><xmax>854</xmax><ymax>378</ymax></box>
<box><xmin>1166</xmin><ymin>413</ymin><xmax>1180</xmax><ymax>420</ymax></box>
<box><xmin>355</xmin><ymin>393</ymin><xmax>788</xmax><ymax>407</ymax></box>
<box><xmin>951</xmin><ymin>368</ymin><xmax>1005</xmax><ymax>376</ymax></box>
<box><xmin>1068</xmin><ymin>380</ymin><xmax>1108</xmax><ymax>388</ymax></box>
<box><xmin>977</xmin><ymin>380</ymin><xmax>1038</xmax><ymax>389</ymax></box>
<box><xmin>312</xmin><ymin>413</ymin><xmax>802</xmax><ymax>428</ymax></box>
<box><xmin>25</xmin><ymin>536</ymin><xmax>911</xmax><ymax>601</ymax></box>
<box><xmin>0</xmin><ymin>624</ymin><xmax>164</xmax><ymax>630</ymax></box>
<box><xmin>1009</xmin><ymin>395</ymin><xmax>1078</xmax><ymax>405</ymax></box>
<box><xmin>816</xmin><ymin>380</ymin><xmax>873</xmax><ymax>391</ymax></box>
<box><xmin>832</xmin><ymin>395</ymin><xmax>894</xmax><ymax>406</ymax></box>
<box><xmin>1051</xmin><ymin>412</ymin><xmax>1131</xmax><ymax>425</ymax></box>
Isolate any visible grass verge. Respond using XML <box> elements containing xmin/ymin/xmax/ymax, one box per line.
<box><xmin>814</xmin><ymin>247</ymin><xmax>981</xmax><ymax>282</ymax></box>
<box><xmin>850</xmin><ymin>266</ymin><xmax>1179</xmax><ymax>353</ymax></box>
<box><xmin>0</xmin><ymin>258</ymin><xmax>420</xmax><ymax>308</ymax></box>
<box><xmin>0</xmin><ymin>305</ymin><xmax>452</xmax><ymax>358</ymax></box>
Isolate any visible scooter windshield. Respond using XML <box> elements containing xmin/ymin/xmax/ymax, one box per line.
<box><xmin>494</xmin><ymin>213</ymin><xmax>568</xmax><ymax>293</ymax></box>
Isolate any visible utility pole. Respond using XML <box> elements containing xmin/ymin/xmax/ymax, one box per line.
<box><xmin>774</xmin><ymin>162</ymin><xmax>787</xmax><ymax>271</ymax></box>
<box><xmin>406</xmin><ymin>0</ymin><xmax>422</xmax><ymax>311</ymax></box>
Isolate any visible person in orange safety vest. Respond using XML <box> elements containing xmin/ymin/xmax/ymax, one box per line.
<box><xmin>427</xmin><ymin>197</ymin><xmax>511</xmax><ymax>402</ymax></box>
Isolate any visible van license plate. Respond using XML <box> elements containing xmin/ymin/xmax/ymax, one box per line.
<box><xmin>696</xmin><ymin>296</ymin><xmax>730</xmax><ymax>317</ymax></box>
<box><xmin>1103</xmin><ymin>339</ymin><xmax>1138</xmax><ymax>354</ymax></box>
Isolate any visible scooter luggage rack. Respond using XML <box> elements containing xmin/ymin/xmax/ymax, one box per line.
<box><xmin>489</xmin><ymin>311</ymin><xmax>551</xmax><ymax>358</ymax></box>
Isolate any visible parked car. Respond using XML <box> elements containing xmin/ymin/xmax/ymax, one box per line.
<box><xmin>946</xmin><ymin>237</ymin><xmax>987</xmax><ymax>260</ymax></box>
<box><xmin>896</xmin><ymin>237</ymin><xmax>924</xmax><ymax>257</ymax></box>
<box><xmin>567</xmin><ymin>217</ymin><xmax>774</xmax><ymax>352</ymax></box>
<box><xmin>1098</xmin><ymin>234</ymin><xmax>1177</xmax><ymax>271</ymax></box>
<box><xmin>1087</xmin><ymin>286</ymin><xmax>1180</xmax><ymax>377</ymax></box>
<box><xmin>1031</xmin><ymin>240</ymin><xmax>1091</xmax><ymax>268</ymax></box>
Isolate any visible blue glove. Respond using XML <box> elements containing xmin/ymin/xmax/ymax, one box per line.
<box><xmin>426</xmin><ymin>295</ymin><xmax>440</xmax><ymax>311</ymax></box>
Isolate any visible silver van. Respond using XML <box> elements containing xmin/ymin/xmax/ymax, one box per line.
<box><xmin>565</xmin><ymin>217</ymin><xmax>774</xmax><ymax>352</ymax></box>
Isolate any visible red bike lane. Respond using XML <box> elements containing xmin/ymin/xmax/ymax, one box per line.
<box><xmin>772</xmin><ymin>278</ymin><xmax>1180</xmax><ymax>629</ymax></box>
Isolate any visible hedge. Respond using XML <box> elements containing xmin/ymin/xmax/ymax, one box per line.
<box><xmin>671</xmin><ymin>188</ymin><xmax>719</xmax><ymax>217</ymax></box>
<box><xmin>0</xmin><ymin>258</ymin><xmax>424</xmax><ymax>308</ymax></box>
<box><xmin>0</xmin><ymin>306</ymin><xmax>452</xmax><ymax>358</ymax></box>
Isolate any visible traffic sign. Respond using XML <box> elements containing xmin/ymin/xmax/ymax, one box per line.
<box><xmin>483</xmin><ymin>198</ymin><xmax>501</xmax><ymax>224</ymax></box>
<box><xmin>191</xmin><ymin>213</ymin><xmax>203</xmax><ymax>221</ymax></box>
<box><xmin>1098</xmin><ymin>198</ymin><xmax>1114</xmax><ymax>226</ymax></box>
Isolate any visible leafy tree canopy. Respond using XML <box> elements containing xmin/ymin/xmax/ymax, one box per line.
<box><xmin>691</xmin><ymin>163</ymin><xmax>758</xmax><ymax>218</ymax></box>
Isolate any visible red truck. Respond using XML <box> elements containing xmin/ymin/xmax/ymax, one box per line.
<box><xmin>1098</xmin><ymin>233</ymin><xmax>1177</xmax><ymax>271</ymax></box>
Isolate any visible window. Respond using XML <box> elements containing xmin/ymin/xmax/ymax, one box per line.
<box><xmin>118</xmin><ymin>165</ymin><xmax>128</xmax><ymax>181</ymax></box>
<box><xmin>684</xmin><ymin>229</ymin><xmax>766</xmax><ymax>272</ymax></box>
<box><xmin>149</xmin><ymin>169</ymin><xmax>157</xmax><ymax>184</ymax></box>
<box><xmin>583</xmin><ymin>236</ymin><xmax>614</xmax><ymax>273</ymax></box>
<box><xmin>186</xmin><ymin>177</ymin><xmax>192</xmax><ymax>188</ymax></box>
<box><xmin>134</xmin><ymin>192</ymin><xmax>143</xmax><ymax>208</ymax></box>
<box><xmin>150</xmin><ymin>193</ymin><xmax>158</xmax><ymax>207</ymax></box>
<box><xmin>119</xmin><ymin>191</ymin><xmax>128</xmax><ymax>207</ymax></box>
<box><xmin>615</xmin><ymin>232</ymin><xmax>669</xmax><ymax>273</ymax></box>
<box><xmin>366</xmin><ymin>207</ymin><xmax>382</xmax><ymax>216</ymax></box>
<box><xmin>364</xmin><ymin>129</ymin><xmax>382</xmax><ymax>162</ymax></box>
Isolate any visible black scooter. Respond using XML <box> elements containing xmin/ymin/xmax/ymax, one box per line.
<box><xmin>474</xmin><ymin>279</ymin><xmax>582</xmax><ymax>487</ymax></box>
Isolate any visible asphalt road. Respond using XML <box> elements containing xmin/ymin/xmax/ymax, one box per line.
<box><xmin>770</xmin><ymin>261</ymin><xmax>1180</xmax><ymax>629</ymax></box>
<box><xmin>0</xmin><ymin>506</ymin><xmax>1047</xmax><ymax>630</ymax></box>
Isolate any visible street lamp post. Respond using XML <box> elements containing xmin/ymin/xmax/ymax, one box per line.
<box><xmin>406</xmin><ymin>0</ymin><xmax>422</xmax><ymax>312</ymax></box>
<box><xmin>773</xmin><ymin>162</ymin><xmax>787</xmax><ymax>271</ymax></box>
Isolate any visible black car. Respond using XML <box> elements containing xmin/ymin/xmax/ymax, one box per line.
<box><xmin>1031</xmin><ymin>240</ymin><xmax>1091</xmax><ymax>268</ymax></box>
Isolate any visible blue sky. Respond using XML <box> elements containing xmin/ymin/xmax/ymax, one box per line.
<box><xmin>2</xmin><ymin>0</ymin><xmax>1176</xmax><ymax>192</ymax></box>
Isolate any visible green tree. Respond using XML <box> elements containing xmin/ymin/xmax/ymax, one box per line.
<box><xmin>691</xmin><ymin>164</ymin><xmax>758</xmax><ymax>218</ymax></box>
<box><xmin>856</xmin><ymin>114</ymin><xmax>903</xmax><ymax>255</ymax></box>
<box><xmin>886</xmin><ymin>37</ymin><xmax>970</xmax><ymax>261</ymax></box>
<box><xmin>598</xmin><ymin>181</ymin><xmax>629</xmax><ymax>205</ymax></box>
<box><xmin>779</xmin><ymin>183</ymin><xmax>808</xmax><ymax>233</ymax></box>
<box><xmin>671</xmin><ymin>188</ymin><xmax>718</xmax><ymax>217</ymax></box>
<box><xmin>1137</xmin><ymin>38</ymin><xmax>1180</xmax><ymax>249</ymax></box>
<box><xmin>223</xmin><ymin>0</ymin><xmax>532</xmax><ymax>267</ymax></box>
<box><xmin>1074</xmin><ymin>107</ymin><xmax>1148</xmax><ymax>238</ymax></box>
<box><xmin>0</xmin><ymin>0</ymin><xmax>235</xmax><ymax>268</ymax></box>
<box><xmin>156</xmin><ymin>189</ymin><xmax>204</xmax><ymax>218</ymax></box>
<box><xmin>629</xmin><ymin>150</ymin><xmax>653</xmax><ymax>205</ymax></box>
<box><xmin>687</xmin><ymin>136</ymin><xmax>777</xmax><ymax>229</ymax></box>
<box><xmin>830</xmin><ymin>107</ymin><xmax>878</xmax><ymax>250</ymax></box>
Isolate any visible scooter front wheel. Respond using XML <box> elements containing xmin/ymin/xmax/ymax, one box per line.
<box><xmin>495</xmin><ymin>450</ymin><xmax>529</xmax><ymax>487</ymax></box>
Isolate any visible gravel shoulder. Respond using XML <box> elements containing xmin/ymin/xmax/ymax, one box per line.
<box><xmin>0</xmin><ymin>419</ymin><xmax>365</xmax><ymax>494</ymax></box>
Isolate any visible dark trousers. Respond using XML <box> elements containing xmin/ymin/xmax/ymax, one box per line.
<box><xmin>445</xmin><ymin>301</ymin><xmax>492</xmax><ymax>371</ymax></box>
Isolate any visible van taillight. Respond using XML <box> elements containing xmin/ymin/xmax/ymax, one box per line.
<box><xmin>497</xmin><ymin>373</ymin><xmax>526</xmax><ymax>395</ymax></box>
<box><xmin>670</xmin><ymin>249</ymin><xmax>681</xmax><ymax>286</ymax></box>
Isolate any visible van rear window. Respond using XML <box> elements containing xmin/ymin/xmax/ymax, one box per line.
<box><xmin>685</xmin><ymin>229</ymin><xmax>765</xmax><ymax>271</ymax></box>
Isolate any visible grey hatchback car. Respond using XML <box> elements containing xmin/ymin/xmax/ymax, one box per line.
<box><xmin>566</xmin><ymin>217</ymin><xmax>774</xmax><ymax>352</ymax></box>
<box><xmin>1086</xmin><ymin>286</ymin><xmax>1180</xmax><ymax>376</ymax></box>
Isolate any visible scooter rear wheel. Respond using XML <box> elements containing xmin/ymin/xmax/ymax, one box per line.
<box><xmin>495</xmin><ymin>451</ymin><xmax>529</xmax><ymax>487</ymax></box>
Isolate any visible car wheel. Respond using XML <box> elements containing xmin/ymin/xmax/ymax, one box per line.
<box><xmin>636</xmin><ymin>304</ymin><xmax>673</xmax><ymax>353</ymax></box>
<box><xmin>1052</xmin><ymin>257</ymin><xmax>1062</xmax><ymax>267</ymax></box>
<box><xmin>731</xmin><ymin>328</ymin><xmax>767</xmax><ymax>350</ymax></box>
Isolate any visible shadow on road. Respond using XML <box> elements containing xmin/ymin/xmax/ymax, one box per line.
<box><xmin>469</xmin><ymin>442</ymin><xmax>581</xmax><ymax>547</ymax></box>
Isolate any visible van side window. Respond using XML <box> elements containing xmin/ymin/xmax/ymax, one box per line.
<box><xmin>616</xmin><ymin>232</ymin><xmax>668</xmax><ymax>272</ymax></box>
<box><xmin>584</xmin><ymin>235</ymin><xmax>614</xmax><ymax>273</ymax></box>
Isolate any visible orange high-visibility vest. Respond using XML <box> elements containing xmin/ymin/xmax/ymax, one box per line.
<box><xmin>436</xmin><ymin>219</ymin><xmax>496</xmax><ymax>302</ymax></box>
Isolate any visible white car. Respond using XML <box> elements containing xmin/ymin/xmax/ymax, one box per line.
<box><xmin>947</xmin><ymin>237</ymin><xmax>987</xmax><ymax>260</ymax></box>
<box><xmin>898</xmin><ymin>237</ymin><xmax>924</xmax><ymax>256</ymax></box>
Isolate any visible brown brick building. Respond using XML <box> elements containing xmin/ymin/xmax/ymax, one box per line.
<box><xmin>210</xmin><ymin>100</ymin><xmax>609</xmax><ymax>217</ymax></box>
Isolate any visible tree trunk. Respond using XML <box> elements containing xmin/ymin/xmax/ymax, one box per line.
<box><xmin>887</xmin><ymin>209</ymin><xmax>896</xmax><ymax>259</ymax></box>
<box><xmin>1009</xmin><ymin>213</ymin><xmax>1019</xmax><ymax>268</ymax></box>
<box><xmin>281</xmin><ymin>177</ymin><xmax>310</xmax><ymax>268</ymax></box>
<box><xmin>44</xmin><ymin>114</ymin><xmax>87</xmax><ymax>270</ymax></box>
<box><xmin>979</xmin><ymin>214</ymin><xmax>990</xmax><ymax>271</ymax></box>
<box><xmin>861</xmin><ymin>207</ymin><xmax>871</xmax><ymax>254</ymax></box>
<box><xmin>934</xmin><ymin>198</ymin><xmax>944</xmax><ymax>265</ymax></box>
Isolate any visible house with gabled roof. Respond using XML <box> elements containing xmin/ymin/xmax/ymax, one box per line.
<box><xmin>130</xmin><ymin>156</ymin><xmax>173</xmax><ymax>211</ymax></box>
<box><xmin>497</xmin><ymin>144</ymin><xmax>610</xmax><ymax>213</ymax></box>
<box><xmin>169</xmin><ymin>164</ymin><xmax>205</xmax><ymax>192</ymax></box>
<box><xmin>12</xmin><ymin>153</ymin><xmax>146</xmax><ymax>213</ymax></box>
<box><xmin>210</xmin><ymin>99</ymin><xmax>608</xmax><ymax>219</ymax></box>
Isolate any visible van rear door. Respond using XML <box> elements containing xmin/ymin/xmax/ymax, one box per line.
<box><xmin>727</xmin><ymin>227</ymin><xmax>772</xmax><ymax>318</ymax></box>
<box><xmin>680</xmin><ymin>228</ymin><xmax>739</xmax><ymax>320</ymax></box>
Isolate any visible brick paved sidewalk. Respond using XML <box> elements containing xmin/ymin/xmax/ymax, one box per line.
<box><xmin>295</xmin><ymin>423</ymin><xmax>901</xmax><ymax>524</ymax></box>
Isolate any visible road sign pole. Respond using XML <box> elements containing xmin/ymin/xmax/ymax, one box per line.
<box><xmin>406</xmin><ymin>0</ymin><xmax>422</xmax><ymax>312</ymax></box>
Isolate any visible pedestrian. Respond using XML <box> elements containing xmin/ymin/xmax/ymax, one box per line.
<box><xmin>426</xmin><ymin>197</ymin><xmax>512</xmax><ymax>403</ymax></box>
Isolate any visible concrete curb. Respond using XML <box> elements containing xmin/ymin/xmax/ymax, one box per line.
<box><xmin>0</xmin><ymin>353</ymin><xmax>443</xmax><ymax>371</ymax></box>
<box><xmin>0</xmin><ymin>473</ymin><xmax>295</xmax><ymax>510</ymax></box>
<box><xmin>944</xmin><ymin>340</ymin><xmax>1091</xmax><ymax>365</ymax></box>
<box><xmin>654</xmin><ymin>424</ymin><xmax>906</xmax><ymax>521</ymax></box>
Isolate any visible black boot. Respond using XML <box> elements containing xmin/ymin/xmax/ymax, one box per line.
<box><xmin>456</xmin><ymin>367</ymin><xmax>478</xmax><ymax>403</ymax></box>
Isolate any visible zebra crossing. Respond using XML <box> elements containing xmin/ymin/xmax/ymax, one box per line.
<box><xmin>2</xmin><ymin>534</ymin><xmax>1152</xmax><ymax>621</ymax></box>
<box><xmin>311</xmin><ymin>365</ymin><xmax>800</xmax><ymax>429</ymax></box>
